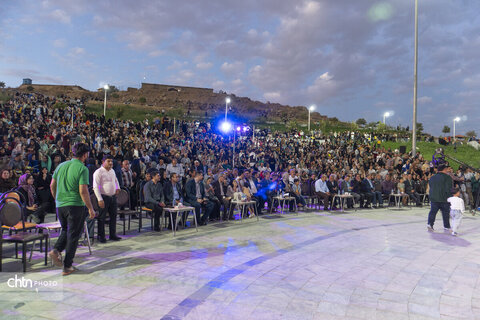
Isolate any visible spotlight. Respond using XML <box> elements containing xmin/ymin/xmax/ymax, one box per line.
<box><xmin>220</xmin><ymin>121</ymin><xmax>232</xmax><ymax>133</ymax></box>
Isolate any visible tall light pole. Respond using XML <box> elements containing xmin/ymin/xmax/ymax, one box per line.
<box><xmin>453</xmin><ymin>117</ymin><xmax>460</xmax><ymax>142</ymax></box>
<box><xmin>103</xmin><ymin>84</ymin><xmax>109</xmax><ymax>117</ymax></box>
<box><xmin>225</xmin><ymin>97</ymin><xmax>231</xmax><ymax>122</ymax></box>
<box><xmin>383</xmin><ymin>112</ymin><xmax>390</xmax><ymax>125</ymax></box>
<box><xmin>412</xmin><ymin>0</ymin><xmax>419</xmax><ymax>156</ymax></box>
<box><xmin>308</xmin><ymin>105</ymin><xmax>315</xmax><ymax>132</ymax></box>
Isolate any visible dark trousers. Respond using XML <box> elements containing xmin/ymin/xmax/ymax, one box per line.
<box><xmin>428</xmin><ymin>202</ymin><xmax>451</xmax><ymax>228</ymax></box>
<box><xmin>97</xmin><ymin>195</ymin><xmax>118</xmax><ymax>239</ymax></box>
<box><xmin>184</xmin><ymin>200</ymin><xmax>214</xmax><ymax>224</ymax></box>
<box><xmin>38</xmin><ymin>189</ymin><xmax>54</xmax><ymax>212</ymax></box>
<box><xmin>475</xmin><ymin>188</ymin><xmax>480</xmax><ymax>209</ymax></box>
<box><xmin>361</xmin><ymin>192</ymin><xmax>373</xmax><ymax>207</ymax></box>
<box><xmin>315</xmin><ymin>191</ymin><xmax>330</xmax><ymax>209</ymax></box>
<box><xmin>202</xmin><ymin>201</ymin><xmax>215</xmax><ymax>223</ymax></box>
<box><xmin>347</xmin><ymin>193</ymin><xmax>361</xmax><ymax>208</ymax></box>
<box><xmin>256</xmin><ymin>194</ymin><xmax>267</xmax><ymax>213</ymax></box>
<box><xmin>219</xmin><ymin>198</ymin><xmax>231</xmax><ymax>220</ymax></box>
<box><xmin>185</xmin><ymin>201</ymin><xmax>202</xmax><ymax>223</ymax></box>
<box><xmin>408</xmin><ymin>192</ymin><xmax>421</xmax><ymax>205</ymax></box>
<box><xmin>210</xmin><ymin>199</ymin><xmax>221</xmax><ymax>220</ymax></box>
<box><xmin>145</xmin><ymin>203</ymin><xmax>163</xmax><ymax>230</ymax></box>
<box><xmin>54</xmin><ymin>206</ymin><xmax>86</xmax><ymax>269</ymax></box>
<box><xmin>371</xmin><ymin>191</ymin><xmax>383</xmax><ymax>206</ymax></box>
<box><xmin>27</xmin><ymin>202</ymin><xmax>49</xmax><ymax>223</ymax></box>
<box><xmin>266</xmin><ymin>192</ymin><xmax>275</xmax><ymax>210</ymax></box>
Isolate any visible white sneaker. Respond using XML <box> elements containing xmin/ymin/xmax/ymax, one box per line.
<box><xmin>427</xmin><ymin>224</ymin><xmax>434</xmax><ymax>231</ymax></box>
<box><xmin>444</xmin><ymin>228</ymin><xmax>451</xmax><ymax>232</ymax></box>
<box><xmin>451</xmin><ymin>231</ymin><xmax>458</xmax><ymax>236</ymax></box>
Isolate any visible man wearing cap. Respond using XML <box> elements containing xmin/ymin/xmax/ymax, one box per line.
<box><xmin>427</xmin><ymin>164</ymin><xmax>453</xmax><ymax>231</ymax></box>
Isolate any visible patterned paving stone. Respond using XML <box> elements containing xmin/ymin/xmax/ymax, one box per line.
<box><xmin>1</xmin><ymin>207</ymin><xmax>480</xmax><ymax>319</ymax></box>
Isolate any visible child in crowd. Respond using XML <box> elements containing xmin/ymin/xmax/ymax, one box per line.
<box><xmin>447</xmin><ymin>187</ymin><xmax>465</xmax><ymax>236</ymax></box>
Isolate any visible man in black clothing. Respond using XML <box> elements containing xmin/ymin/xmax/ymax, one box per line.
<box><xmin>143</xmin><ymin>170</ymin><xmax>165</xmax><ymax>231</ymax></box>
<box><xmin>213</xmin><ymin>173</ymin><xmax>231</xmax><ymax>220</ymax></box>
<box><xmin>427</xmin><ymin>164</ymin><xmax>452</xmax><ymax>231</ymax></box>
<box><xmin>184</xmin><ymin>172</ymin><xmax>213</xmax><ymax>225</ymax></box>
<box><xmin>405</xmin><ymin>174</ymin><xmax>421</xmax><ymax>206</ymax></box>
<box><xmin>163</xmin><ymin>172</ymin><xmax>184</xmax><ymax>227</ymax></box>
<box><xmin>326</xmin><ymin>174</ymin><xmax>339</xmax><ymax>209</ymax></box>
<box><xmin>163</xmin><ymin>173</ymin><xmax>183</xmax><ymax>207</ymax></box>
<box><xmin>352</xmin><ymin>174</ymin><xmax>366</xmax><ymax>208</ymax></box>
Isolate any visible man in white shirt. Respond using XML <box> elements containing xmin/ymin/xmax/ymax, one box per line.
<box><xmin>315</xmin><ymin>174</ymin><xmax>330</xmax><ymax>210</ymax></box>
<box><xmin>93</xmin><ymin>155</ymin><xmax>121</xmax><ymax>243</ymax></box>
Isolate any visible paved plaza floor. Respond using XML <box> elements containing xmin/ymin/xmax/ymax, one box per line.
<box><xmin>1</xmin><ymin>207</ymin><xmax>480</xmax><ymax>320</ymax></box>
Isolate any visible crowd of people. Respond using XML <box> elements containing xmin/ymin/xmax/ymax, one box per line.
<box><xmin>1</xmin><ymin>92</ymin><xmax>479</xmax><ymax>232</ymax></box>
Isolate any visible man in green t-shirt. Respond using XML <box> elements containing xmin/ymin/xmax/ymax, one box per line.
<box><xmin>49</xmin><ymin>143</ymin><xmax>96</xmax><ymax>276</ymax></box>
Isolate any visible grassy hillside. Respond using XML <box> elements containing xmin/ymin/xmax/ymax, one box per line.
<box><xmin>379</xmin><ymin>141</ymin><xmax>479</xmax><ymax>170</ymax></box>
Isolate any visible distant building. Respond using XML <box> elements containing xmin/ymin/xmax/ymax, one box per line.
<box><xmin>22</xmin><ymin>78</ymin><xmax>32</xmax><ymax>85</ymax></box>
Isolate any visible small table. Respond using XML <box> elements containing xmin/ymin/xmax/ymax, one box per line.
<box><xmin>388</xmin><ymin>194</ymin><xmax>411</xmax><ymax>210</ymax></box>
<box><xmin>230</xmin><ymin>200</ymin><xmax>259</xmax><ymax>222</ymax></box>
<box><xmin>330</xmin><ymin>194</ymin><xmax>357</xmax><ymax>212</ymax></box>
<box><xmin>270</xmin><ymin>196</ymin><xmax>297</xmax><ymax>214</ymax></box>
<box><xmin>163</xmin><ymin>206</ymin><xmax>197</xmax><ymax>236</ymax></box>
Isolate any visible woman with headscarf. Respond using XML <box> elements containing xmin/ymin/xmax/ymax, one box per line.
<box><xmin>16</xmin><ymin>173</ymin><xmax>48</xmax><ymax>223</ymax></box>
<box><xmin>35</xmin><ymin>166</ymin><xmax>54</xmax><ymax>213</ymax></box>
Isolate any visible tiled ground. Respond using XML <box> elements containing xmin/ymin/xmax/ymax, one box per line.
<box><xmin>1</xmin><ymin>207</ymin><xmax>480</xmax><ymax>320</ymax></box>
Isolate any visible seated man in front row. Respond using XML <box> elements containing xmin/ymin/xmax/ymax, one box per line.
<box><xmin>163</xmin><ymin>172</ymin><xmax>184</xmax><ymax>226</ymax></box>
<box><xmin>143</xmin><ymin>170</ymin><xmax>165</xmax><ymax>231</ymax></box>
<box><xmin>184</xmin><ymin>172</ymin><xmax>214</xmax><ymax>225</ymax></box>
<box><xmin>339</xmin><ymin>175</ymin><xmax>361</xmax><ymax>208</ymax></box>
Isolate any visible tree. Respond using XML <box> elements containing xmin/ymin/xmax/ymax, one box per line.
<box><xmin>116</xmin><ymin>106</ymin><xmax>125</xmax><ymax>119</ymax></box>
<box><xmin>416</xmin><ymin>122</ymin><xmax>423</xmax><ymax>136</ymax></box>
<box><xmin>442</xmin><ymin>125</ymin><xmax>450</xmax><ymax>135</ymax></box>
<box><xmin>0</xmin><ymin>81</ymin><xmax>5</xmax><ymax>88</ymax></box>
<box><xmin>356</xmin><ymin>118</ymin><xmax>367</xmax><ymax>126</ymax></box>
<box><xmin>465</xmin><ymin>130</ymin><xmax>477</xmax><ymax>138</ymax></box>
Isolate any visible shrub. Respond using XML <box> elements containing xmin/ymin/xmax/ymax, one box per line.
<box><xmin>53</xmin><ymin>102</ymin><xmax>67</xmax><ymax>109</ymax></box>
<box><xmin>116</xmin><ymin>107</ymin><xmax>125</xmax><ymax>118</ymax></box>
<box><xmin>139</xmin><ymin>97</ymin><xmax>147</xmax><ymax>104</ymax></box>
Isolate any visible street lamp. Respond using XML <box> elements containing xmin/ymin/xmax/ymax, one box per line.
<box><xmin>225</xmin><ymin>97</ymin><xmax>231</xmax><ymax>122</ymax></box>
<box><xmin>308</xmin><ymin>105</ymin><xmax>315</xmax><ymax>132</ymax></box>
<box><xmin>383</xmin><ymin>112</ymin><xmax>390</xmax><ymax>125</ymax></box>
<box><xmin>412</xmin><ymin>0</ymin><xmax>419</xmax><ymax>157</ymax></box>
<box><xmin>103</xmin><ymin>84</ymin><xmax>109</xmax><ymax>117</ymax></box>
<box><xmin>453</xmin><ymin>117</ymin><xmax>461</xmax><ymax>142</ymax></box>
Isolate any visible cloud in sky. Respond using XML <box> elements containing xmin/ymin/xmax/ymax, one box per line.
<box><xmin>0</xmin><ymin>0</ymin><xmax>479</xmax><ymax>135</ymax></box>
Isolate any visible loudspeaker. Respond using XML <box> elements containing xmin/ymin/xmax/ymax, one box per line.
<box><xmin>399</xmin><ymin>146</ymin><xmax>406</xmax><ymax>154</ymax></box>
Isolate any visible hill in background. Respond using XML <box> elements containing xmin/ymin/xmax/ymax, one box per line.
<box><xmin>15</xmin><ymin>82</ymin><xmax>328</xmax><ymax>126</ymax></box>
